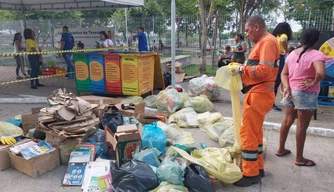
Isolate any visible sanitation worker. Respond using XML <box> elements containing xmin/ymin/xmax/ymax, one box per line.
<box><xmin>229</xmin><ymin>15</ymin><xmax>280</xmax><ymax>187</ymax></box>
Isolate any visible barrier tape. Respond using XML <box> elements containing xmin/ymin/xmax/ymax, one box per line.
<box><xmin>0</xmin><ymin>46</ymin><xmax>138</xmax><ymax>57</ymax></box>
<box><xmin>0</xmin><ymin>72</ymin><xmax>75</xmax><ymax>85</ymax></box>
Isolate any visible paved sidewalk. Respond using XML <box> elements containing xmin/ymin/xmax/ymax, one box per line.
<box><xmin>0</xmin><ymin>126</ymin><xmax>333</xmax><ymax>192</ymax></box>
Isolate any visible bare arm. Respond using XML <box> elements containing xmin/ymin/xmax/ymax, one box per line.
<box><xmin>311</xmin><ymin>61</ymin><xmax>326</xmax><ymax>85</ymax></box>
<box><xmin>281</xmin><ymin>62</ymin><xmax>289</xmax><ymax>90</ymax></box>
<box><xmin>60</xmin><ymin>42</ymin><xmax>65</xmax><ymax>51</ymax></box>
<box><xmin>240</xmin><ymin>41</ymin><xmax>247</xmax><ymax>53</ymax></box>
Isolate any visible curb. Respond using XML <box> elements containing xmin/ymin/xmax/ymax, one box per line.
<box><xmin>223</xmin><ymin>117</ymin><xmax>334</xmax><ymax>138</ymax></box>
<box><xmin>0</xmin><ymin>97</ymin><xmax>47</xmax><ymax>104</ymax></box>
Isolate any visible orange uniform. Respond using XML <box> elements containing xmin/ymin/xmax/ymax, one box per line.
<box><xmin>240</xmin><ymin>33</ymin><xmax>280</xmax><ymax>177</ymax></box>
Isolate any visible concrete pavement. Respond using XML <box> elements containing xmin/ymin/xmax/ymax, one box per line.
<box><xmin>0</xmin><ymin>127</ymin><xmax>333</xmax><ymax>192</ymax></box>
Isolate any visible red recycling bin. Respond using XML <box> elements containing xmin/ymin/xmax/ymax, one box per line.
<box><xmin>104</xmin><ymin>53</ymin><xmax>122</xmax><ymax>95</ymax></box>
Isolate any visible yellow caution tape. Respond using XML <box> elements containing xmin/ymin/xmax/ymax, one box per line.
<box><xmin>0</xmin><ymin>72</ymin><xmax>75</xmax><ymax>85</ymax></box>
<box><xmin>0</xmin><ymin>46</ymin><xmax>138</xmax><ymax>57</ymax></box>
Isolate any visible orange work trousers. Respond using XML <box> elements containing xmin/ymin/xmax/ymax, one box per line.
<box><xmin>240</xmin><ymin>91</ymin><xmax>275</xmax><ymax>177</ymax></box>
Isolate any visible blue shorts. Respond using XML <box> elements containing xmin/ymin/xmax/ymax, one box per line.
<box><xmin>281</xmin><ymin>90</ymin><xmax>318</xmax><ymax>110</ymax></box>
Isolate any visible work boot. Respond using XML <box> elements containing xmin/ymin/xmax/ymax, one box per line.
<box><xmin>234</xmin><ymin>175</ymin><xmax>261</xmax><ymax>187</ymax></box>
<box><xmin>260</xmin><ymin>169</ymin><xmax>265</xmax><ymax>178</ymax></box>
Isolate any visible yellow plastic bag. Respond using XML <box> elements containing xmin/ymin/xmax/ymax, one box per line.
<box><xmin>0</xmin><ymin>121</ymin><xmax>23</xmax><ymax>137</ymax></box>
<box><xmin>214</xmin><ymin>64</ymin><xmax>242</xmax><ymax>149</ymax></box>
<box><xmin>150</xmin><ymin>181</ymin><xmax>189</xmax><ymax>192</ymax></box>
<box><xmin>157</xmin><ymin>122</ymin><xmax>195</xmax><ymax>145</ymax></box>
<box><xmin>170</xmin><ymin>146</ymin><xmax>242</xmax><ymax>184</ymax></box>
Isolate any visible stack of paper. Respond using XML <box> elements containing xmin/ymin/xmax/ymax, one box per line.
<box><xmin>19</xmin><ymin>141</ymin><xmax>55</xmax><ymax>160</ymax></box>
<box><xmin>82</xmin><ymin>161</ymin><xmax>114</xmax><ymax>192</ymax></box>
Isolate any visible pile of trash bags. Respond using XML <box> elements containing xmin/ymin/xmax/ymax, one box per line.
<box><xmin>188</xmin><ymin>75</ymin><xmax>222</xmax><ymax>101</ymax></box>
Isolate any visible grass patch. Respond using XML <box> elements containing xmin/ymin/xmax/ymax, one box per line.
<box><xmin>183</xmin><ymin>64</ymin><xmax>218</xmax><ymax>76</ymax></box>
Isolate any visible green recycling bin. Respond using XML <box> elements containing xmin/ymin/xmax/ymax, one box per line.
<box><xmin>74</xmin><ymin>53</ymin><xmax>90</xmax><ymax>94</ymax></box>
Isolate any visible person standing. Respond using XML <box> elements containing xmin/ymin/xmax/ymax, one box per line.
<box><xmin>136</xmin><ymin>27</ymin><xmax>148</xmax><ymax>52</ymax></box>
<box><xmin>13</xmin><ymin>32</ymin><xmax>28</xmax><ymax>79</ymax></box>
<box><xmin>96</xmin><ymin>31</ymin><xmax>113</xmax><ymax>48</ymax></box>
<box><xmin>24</xmin><ymin>28</ymin><xmax>44</xmax><ymax>89</ymax></box>
<box><xmin>229</xmin><ymin>16</ymin><xmax>280</xmax><ymax>187</ymax></box>
<box><xmin>232</xmin><ymin>33</ymin><xmax>247</xmax><ymax>63</ymax></box>
<box><xmin>272</xmin><ymin>22</ymin><xmax>293</xmax><ymax>111</ymax></box>
<box><xmin>276</xmin><ymin>28</ymin><xmax>326</xmax><ymax>167</ymax></box>
<box><xmin>60</xmin><ymin>26</ymin><xmax>75</xmax><ymax>79</ymax></box>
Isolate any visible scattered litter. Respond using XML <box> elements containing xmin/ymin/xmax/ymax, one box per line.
<box><xmin>188</xmin><ymin>75</ymin><xmax>222</xmax><ymax>101</ymax></box>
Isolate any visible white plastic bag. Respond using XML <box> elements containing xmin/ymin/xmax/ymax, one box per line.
<box><xmin>168</xmin><ymin>108</ymin><xmax>199</xmax><ymax>128</ymax></box>
<box><xmin>188</xmin><ymin>75</ymin><xmax>222</xmax><ymax>101</ymax></box>
<box><xmin>142</xmin><ymin>95</ymin><xmax>157</xmax><ymax>108</ymax></box>
<box><xmin>156</xmin><ymin>89</ymin><xmax>183</xmax><ymax>115</ymax></box>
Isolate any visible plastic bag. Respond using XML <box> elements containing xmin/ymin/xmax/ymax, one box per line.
<box><xmin>142</xmin><ymin>123</ymin><xmax>167</xmax><ymax>153</ymax></box>
<box><xmin>184</xmin><ymin>95</ymin><xmax>213</xmax><ymax>113</ymax></box>
<box><xmin>156</xmin><ymin>89</ymin><xmax>183</xmax><ymax>115</ymax></box>
<box><xmin>156</xmin><ymin>158</ymin><xmax>187</xmax><ymax>185</ymax></box>
<box><xmin>219</xmin><ymin>127</ymin><xmax>235</xmax><ymax>147</ymax></box>
<box><xmin>214</xmin><ymin>64</ymin><xmax>243</xmax><ymax>92</ymax></box>
<box><xmin>133</xmin><ymin>145</ymin><xmax>161</xmax><ymax>168</ymax></box>
<box><xmin>111</xmin><ymin>160</ymin><xmax>159</xmax><ymax>192</ymax></box>
<box><xmin>100</xmin><ymin>107</ymin><xmax>124</xmax><ymax>133</ymax></box>
<box><xmin>188</xmin><ymin>75</ymin><xmax>222</xmax><ymax>101</ymax></box>
<box><xmin>170</xmin><ymin>146</ymin><xmax>242</xmax><ymax>184</ymax></box>
<box><xmin>122</xmin><ymin>96</ymin><xmax>143</xmax><ymax>105</ymax></box>
<box><xmin>168</xmin><ymin>108</ymin><xmax>199</xmax><ymax>128</ymax></box>
<box><xmin>157</xmin><ymin>122</ymin><xmax>195</xmax><ymax>145</ymax></box>
<box><xmin>0</xmin><ymin>121</ymin><xmax>23</xmax><ymax>137</ymax></box>
<box><xmin>142</xmin><ymin>95</ymin><xmax>157</xmax><ymax>108</ymax></box>
<box><xmin>197</xmin><ymin>112</ymin><xmax>223</xmax><ymax>126</ymax></box>
<box><xmin>184</xmin><ymin>164</ymin><xmax>214</xmax><ymax>192</ymax></box>
<box><xmin>215</xmin><ymin>64</ymin><xmax>242</xmax><ymax>148</ymax></box>
<box><xmin>150</xmin><ymin>181</ymin><xmax>189</xmax><ymax>192</ymax></box>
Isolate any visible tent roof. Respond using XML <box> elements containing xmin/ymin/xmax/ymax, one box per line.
<box><xmin>0</xmin><ymin>0</ymin><xmax>143</xmax><ymax>11</ymax></box>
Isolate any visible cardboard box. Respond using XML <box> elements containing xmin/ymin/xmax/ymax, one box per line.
<box><xmin>21</xmin><ymin>114</ymin><xmax>39</xmax><ymax>134</ymax></box>
<box><xmin>0</xmin><ymin>139</ymin><xmax>32</xmax><ymax>171</ymax></box>
<box><xmin>9</xmin><ymin>148</ymin><xmax>60</xmax><ymax>178</ymax></box>
<box><xmin>137</xmin><ymin>113</ymin><xmax>167</xmax><ymax>125</ymax></box>
<box><xmin>115</xmin><ymin>103</ymin><xmax>145</xmax><ymax>117</ymax></box>
<box><xmin>45</xmin><ymin>132</ymin><xmax>79</xmax><ymax>147</ymax></box>
<box><xmin>105</xmin><ymin>124</ymin><xmax>142</xmax><ymax>167</ymax></box>
<box><xmin>79</xmin><ymin>95</ymin><xmax>121</xmax><ymax>105</ymax></box>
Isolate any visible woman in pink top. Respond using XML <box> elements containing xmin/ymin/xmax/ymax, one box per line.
<box><xmin>276</xmin><ymin>28</ymin><xmax>326</xmax><ymax>166</ymax></box>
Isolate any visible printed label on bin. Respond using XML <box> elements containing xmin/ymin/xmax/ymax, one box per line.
<box><xmin>89</xmin><ymin>61</ymin><xmax>104</xmax><ymax>82</ymax></box>
<box><xmin>75</xmin><ymin>61</ymin><xmax>89</xmax><ymax>81</ymax></box>
<box><xmin>105</xmin><ymin>61</ymin><xmax>120</xmax><ymax>83</ymax></box>
<box><xmin>121</xmin><ymin>56</ymin><xmax>139</xmax><ymax>95</ymax></box>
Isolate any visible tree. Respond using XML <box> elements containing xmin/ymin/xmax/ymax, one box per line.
<box><xmin>112</xmin><ymin>0</ymin><xmax>165</xmax><ymax>45</ymax></box>
<box><xmin>234</xmin><ymin>0</ymin><xmax>280</xmax><ymax>32</ymax></box>
<box><xmin>286</xmin><ymin>0</ymin><xmax>334</xmax><ymax>31</ymax></box>
<box><xmin>198</xmin><ymin>0</ymin><xmax>215</xmax><ymax>74</ymax></box>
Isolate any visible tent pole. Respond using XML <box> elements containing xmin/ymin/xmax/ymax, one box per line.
<box><xmin>171</xmin><ymin>0</ymin><xmax>176</xmax><ymax>88</ymax></box>
<box><xmin>22</xmin><ymin>6</ymin><xmax>27</xmax><ymax>29</ymax></box>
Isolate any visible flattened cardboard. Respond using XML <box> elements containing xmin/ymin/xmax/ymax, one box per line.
<box><xmin>175</xmin><ymin>73</ymin><xmax>186</xmax><ymax>83</ymax></box>
<box><xmin>79</xmin><ymin>95</ymin><xmax>121</xmax><ymax>105</ymax></box>
<box><xmin>105</xmin><ymin>124</ymin><xmax>142</xmax><ymax>167</ymax></box>
<box><xmin>9</xmin><ymin>148</ymin><xmax>60</xmax><ymax>178</ymax></box>
<box><xmin>137</xmin><ymin>113</ymin><xmax>167</xmax><ymax>124</ymax></box>
<box><xmin>31</xmin><ymin>107</ymin><xmax>43</xmax><ymax>114</ymax></box>
<box><xmin>0</xmin><ymin>139</ymin><xmax>32</xmax><ymax>171</ymax></box>
<box><xmin>21</xmin><ymin>114</ymin><xmax>39</xmax><ymax>134</ymax></box>
<box><xmin>45</xmin><ymin>132</ymin><xmax>79</xmax><ymax>147</ymax></box>
<box><xmin>115</xmin><ymin>103</ymin><xmax>145</xmax><ymax>117</ymax></box>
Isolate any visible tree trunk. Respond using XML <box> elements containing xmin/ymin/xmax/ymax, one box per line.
<box><xmin>198</xmin><ymin>0</ymin><xmax>215</xmax><ymax>74</ymax></box>
<box><xmin>211</xmin><ymin>10</ymin><xmax>220</xmax><ymax>68</ymax></box>
<box><xmin>177</xmin><ymin>16</ymin><xmax>181</xmax><ymax>48</ymax></box>
<box><xmin>185</xmin><ymin>22</ymin><xmax>189</xmax><ymax>47</ymax></box>
<box><xmin>238</xmin><ymin>0</ymin><xmax>245</xmax><ymax>33</ymax></box>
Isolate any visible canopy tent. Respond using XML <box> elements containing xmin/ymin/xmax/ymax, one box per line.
<box><xmin>0</xmin><ymin>0</ymin><xmax>143</xmax><ymax>11</ymax></box>
<box><xmin>0</xmin><ymin>0</ymin><xmax>177</xmax><ymax>88</ymax></box>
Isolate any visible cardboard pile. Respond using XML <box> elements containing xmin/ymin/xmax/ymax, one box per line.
<box><xmin>38</xmin><ymin>89</ymin><xmax>100</xmax><ymax>138</ymax></box>
<box><xmin>166</xmin><ymin>61</ymin><xmax>186</xmax><ymax>83</ymax></box>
